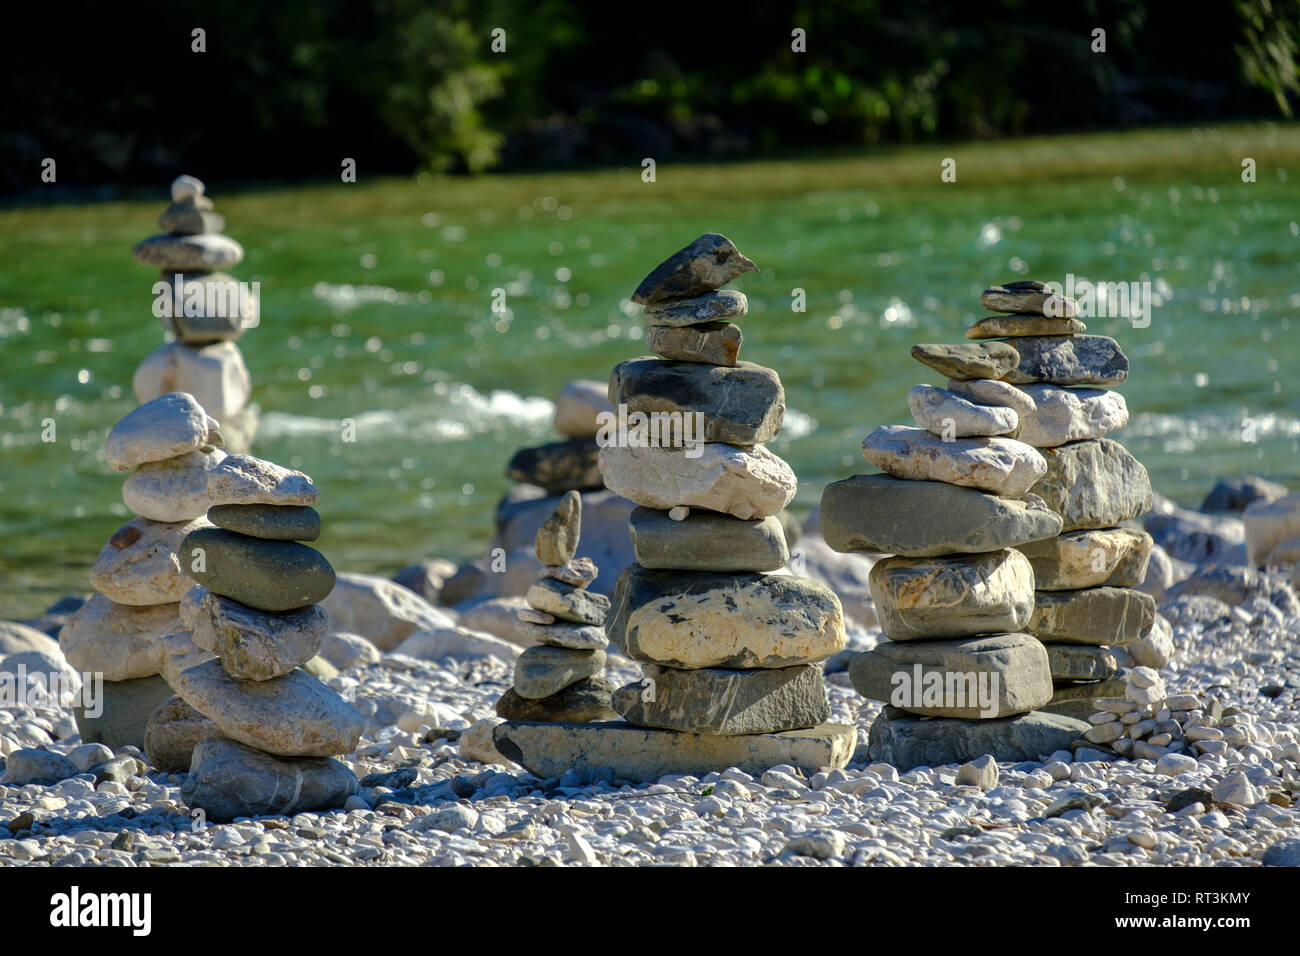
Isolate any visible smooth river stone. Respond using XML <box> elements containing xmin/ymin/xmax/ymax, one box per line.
<box><xmin>908</xmin><ymin>384</ymin><xmax>1019</xmax><ymax>437</ymax></box>
<box><xmin>646</xmin><ymin>321</ymin><xmax>742</xmax><ymax>366</ymax></box>
<box><xmin>123</xmin><ymin>448</ymin><xmax>227</xmax><ymax>522</ymax></box>
<box><xmin>525</xmin><ymin>578</ymin><xmax>610</xmax><ymax>625</ymax></box>
<box><xmin>821</xmin><ymin>474</ymin><xmax>1063</xmax><ymax>557</ymax></box>
<box><xmin>607</xmin><ymin>565</ymin><xmax>845</xmax><ymax>669</ymax></box>
<box><xmin>553</xmin><ymin>380</ymin><xmax>615</xmax><ymax>438</ymax></box>
<box><xmin>632</xmin><ymin>233</ymin><xmax>758</xmax><ymax>304</ymax></box>
<box><xmin>1003</xmin><ymin>334</ymin><xmax>1129</xmax><ymax>387</ymax></box>
<box><xmin>60</xmin><ymin>594</ymin><xmax>181</xmax><ymax>681</ymax></box>
<box><xmin>496</xmin><ymin>676</ymin><xmax>618</xmax><ymax>722</ymax></box>
<box><xmin>180</xmin><ymin>528</ymin><xmax>336</xmax><ymax>612</ymax></box>
<box><xmin>183</xmin><ymin>737</ymin><xmax>359</xmax><ymax>824</ymax></box>
<box><xmin>1041</xmin><ymin>677</ymin><xmax>1130</xmax><ymax>721</ymax></box>
<box><xmin>850</xmin><ymin>633</ymin><xmax>1053</xmax><ymax>719</ymax></box>
<box><xmin>1044</xmin><ymin>643</ymin><xmax>1119</xmax><ymax>680</ymax></box>
<box><xmin>861</xmin><ymin>426</ymin><xmax>1047</xmax><ymax>497</ymax></box>
<box><xmin>608</xmin><ymin>357</ymin><xmax>785</xmax><ymax>445</ymax></box>
<box><xmin>628</xmin><ymin>507</ymin><xmax>789</xmax><ymax>572</ymax></box>
<box><xmin>207</xmin><ymin>504</ymin><xmax>321</xmax><ymax>541</ymax></box>
<box><xmin>867</xmin><ymin>706</ymin><xmax>1088</xmax><ymax>771</ymax></box>
<box><xmin>535</xmin><ymin>490</ymin><xmax>581</xmax><ymax>566</ymax></box>
<box><xmin>171</xmin><ymin>174</ymin><xmax>205</xmax><ymax>201</ymax></box>
<box><xmin>494</xmin><ymin>721</ymin><xmax>854</xmax><ymax>781</ymax></box>
<box><xmin>1016</xmin><ymin>527</ymin><xmax>1153</xmax><ymax>590</ymax></box>
<box><xmin>946</xmin><ymin>377</ymin><xmax>1037</xmax><ymax>417</ymax></box>
<box><xmin>599</xmin><ymin>441</ymin><xmax>797</xmax><ymax>520</ymax></box>
<box><xmin>643</xmin><ymin>290</ymin><xmax>749</xmax><ymax>328</ymax></box>
<box><xmin>868</xmin><ymin>549</ymin><xmax>1035</xmax><ymax>641</ymax></box>
<box><xmin>74</xmin><ymin>675</ymin><xmax>177</xmax><ymax>751</ymax></box>
<box><xmin>173</xmin><ymin>659</ymin><xmax>363</xmax><ymax>756</ymax></box>
<box><xmin>910</xmin><ymin>342</ymin><xmax>1020</xmax><ymax>381</ymax></box>
<box><xmin>207</xmin><ymin>454</ymin><xmax>319</xmax><ymax>507</ymax></box>
<box><xmin>158</xmin><ymin>198</ymin><xmax>224</xmax><ymax>236</ymax></box>
<box><xmin>1029</xmin><ymin>437</ymin><xmax>1153</xmax><ymax>531</ymax></box>
<box><xmin>133</xmin><ymin>340</ymin><xmax>252</xmax><ymax>422</ymax></box>
<box><xmin>981</xmin><ymin>281</ymin><xmax>1080</xmax><ymax>318</ymax></box>
<box><xmin>1006</xmin><ymin>384</ymin><xmax>1129</xmax><ymax>448</ymax></box>
<box><xmin>132</xmin><ymin>232</ymin><xmax>244</xmax><ymax>272</ymax></box>
<box><xmin>160</xmin><ymin>272</ymin><xmax>257</xmax><ymax>344</ymax></box>
<box><xmin>1243</xmin><ymin>494</ymin><xmax>1300</xmax><ymax>566</ymax></box>
<box><xmin>143</xmin><ymin>696</ymin><xmax>219</xmax><ymax>773</ymax></box>
<box><xmin>613</xmin><ymin>662</ymin><xmax>829</xmax><ymax>735</ymax></box>
<box><xmin>513</xmin><ymin>645</ymin><xmax>606</xmax><ymax>699</ymax></box>
<box><xmin>105</xmin><ymin>392</ymin><xmax>211</xmax><ymax>471</ymax></box>
<box><xmin>90</xmin><ymin>516</ymin><xmax>211</xmax><ymax>605</ymax></box>
<box><xmin>1027</xmin><ymin>587</ymin><xmax>1157</xmax><ymax>645</ymax></box>
<box><xmin>506</xmin><ymin>437</ymin><xmax>603</xmax><ymax>493</ymax></box>
<box><xmin>515</xmin><ymin>619</ymin><xmax>609</xmax><ymax>650</ymax></box>
<box><xmin>187</xmin><ymin>590</ymin><xmax>328</xmax><ymax>681</ymax></box>
<box><xmin>968</xmin><ymin>314</ymin><xmax>1087</xmax><ymax>338</ymax></box>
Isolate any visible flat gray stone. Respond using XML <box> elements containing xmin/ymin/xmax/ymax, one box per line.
<box><xmin>186</xmin><ymin>589</ymin><xmax>328</xmax><ymax>680</ymax></box>
<box><xmin>1044</xmin><ymin>643</ymin><xmax>1120</xmax><ymax>680</ymax></box>
<box><xmin>867</xmin><ymin>706</ymin><xmax>1089</xmax><ymax>771</ymax></box>
<box><xmin>182</xmin><ymin>737</ymin><xmax>358</xmax><ymax>823</ymax></box>
<box><xmin>1041</xmin><ymin>677</ymin><xmax>1129</xmax><ymax>720</ymax></box>
<box><xmin>1201</xmin><ymin>475</ymin><xmax>1290</xmax><ymax>514</ymax></box>
<box><xmin>1016</xmin><ymin>528</ymin><xmax>1153</xmax><ymax>590</ymax></box>
<box><xmin>849</xmin><ymin>633</ymin><xmax>1052</xmax><ymax>718</ymax></box>
<box><xmin>207</xmin><ymin>504</ymin><xmax>321</xmax><ymax>541</ymax></box>
<box><xmin>494</xmin><ymin>721</ymin><xmax>854</xmax><ymax>780</ymax></box>
<box><xmin>861</xmin><ymin>426</ymin><xmax>1046</xmax><ymax>497</ymax></box>
<box><xmin>144</xmin><ymin>695</ymin><xmax>219</xmax><ymax>773</ymax></box>
<box><xmin>1029</xmin><ymin>438</ymin><xmax>1153</xmax><ymax>531</ymax></box>
<box><xmin>105</xmin><ymin>392</ymin><xmax>211</xmax><ymax>471</ymax></box>
<box><xmin>180</xmin><ymin>528</ymin><xmax>335</xmax><ymax>612</ymax></box>
<box><xmin>496</xmin><ymin>676</ymin><xmax>619</xmax><ymax>722</ymax></box>
<box><xmin>820</xmin><ymin>474</ymin><xmax>1063</xmax><ymax>557</ymax></box>
<box><xmin>980</xmin><ymin>281</ymin><xmax>1079</xmax><ymax>317</ymax></box>
<box><xmin>968</xmin><ymin>315</ymin><xmax>1086</xmax><ymax>338</ymax></box>
<box><xmin>1003</xmin><ymin>335</ymin><xmax>1129</xmax><ymax>387</ymax></box>
<box><xmin>506</xmin><ymin>437</ymin><xmax>603</xmax><ymax>493</ymax></box>
<box><xmin>629</xmin><ymin>506</ymin><xmax>789</xmax><ymax>572</ymax></box>
<box><xmin>908</xmin><ymin>384</ymin><xmax>1019</xmax><ymax>437</ymax></box>
<box><xmin>512</xmin><ymin>645</ymin><xmax>606</xmax><ymax>699</ymax></box>
<box><xmin>515</xmin><ymin>618</ymin><xmax>609</xmax><ymax>650</ymax></box>
<box><xmin>599</xmin><ymin>442</ymin><xmax>796</xmax><ymax>520</ymax></box>
<box><xmin>173</xmin><ymin>659</ymin><xmax>363</xmax><ymax>757</ymax></box>
<box><xmin>632</xmin><ymin>233</ymin><xmax>758</xmax><ymax>304</ymax></box>
<box><xmin>614</xmin><ymin>662</ymin><xmax>829</xmax><ymax>735</ymax></box>
<box><xmin>643</xmin><ymin>290</ymin><xmax>748</xmax><ymax>327</ymax></box>
<box><xmin>159</xmin><ymin>198</ymin><xmax>224</xmax><ymax>236</ymax></box>
<box><xmin>534</xmin><ymin>490</ymin><xmax>581</xmax><ymax>566</ymax></box>
<box><xmin>910</xmin><ymin>341</ymin><xmax>1020</xmax><ymax>381</ymax></box>
<box><xmin>525</xmin><ymin>578</ymin><xmax>610</xmax><ymax>625</ymax></box>
<box><xmin>608</xmin><ymin>565</ymin><xmax>845</xmax><ymax>669</ymax></box>
<box><xmin>869</xmin><ymin>549</ymin><xmax>1035</xmax><ymax>641</ymax></box>
<box><xmin>132</xmin><ymin>232</ymin><xmax>244</xmax><ymax>272</ymax></box>
<box><xmin>74</xmin><ymin>674</ymin><xmax>176</xmax><ymax>751</ymax></box>
<box><xmin>609</xmin><ymin>357</ymin><xmax>785</xmax><ymax>445</ymax></box>
<box><xmin>1028</xmin><ymin>587</ymin><xmax>1157</xmax><ymax>645</ymax></box>
<box><xmin>646</xmin><ymin>321</ymin><xmax>742</xmax><ymax>366</ymax></box>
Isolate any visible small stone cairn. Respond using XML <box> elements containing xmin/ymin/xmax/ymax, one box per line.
<box><xmin>494</xmin><ymin>234</ymin><xmax>853</xmax><ymax>781</ymax></box>
<box><xmin>132</xmin><ymin>175</ymin><xmax>258</xmax><ymax>453</ymax></box>
<box><xmin>962</xmin><ymin>283</ymin><xmax>1165</xmax><ymax>720</ymax></box>
<box><xmin>495</xmin><ymin>491</ymin><xmax>619</xmax><ymax>722</ymax></box>
<box><xmin>163</xmin><ymin>447</ymin><xmax>364</xmax><ymax>822</ymax></box>
<box><xmin>61</xmin><ymin>392</ymin><xmax>227</xmax><ymax>749</ymax></box>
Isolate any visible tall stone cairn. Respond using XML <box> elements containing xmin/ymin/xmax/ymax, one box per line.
<box><xmin>132</xmin><ymin>175</ymin><xmax>258</xmax><ymax>453</ymax></box>
<box><xmin>494</xmin><ymin>234</ymin><xmax>854</xmax><ymax>781</ymax></box>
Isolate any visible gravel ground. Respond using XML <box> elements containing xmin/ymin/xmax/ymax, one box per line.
<box><xmin>2</xmin><ymin>609</ymin><xmax>1298</xmax><ymax>868</ymax></box>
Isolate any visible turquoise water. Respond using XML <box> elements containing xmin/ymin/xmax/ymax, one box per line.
<box><xmin>2</xmin><ymin>126</ymin><xmax>1298</xmax><ymax>618</ymax></box>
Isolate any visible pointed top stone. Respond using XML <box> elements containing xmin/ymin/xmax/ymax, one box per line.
<box><xmin>535</xmin><ymin>490</ymin><xmax>582</xmax><ymax>566</ymax></box>
<box><xmin>632</xmin><ymin>233</ymin><xmax>758</xmax><ymax>305</ymax></box>
<box><xmin>172</xmin><ymin>174</ymin><xmax>205</xmax><ymax>202</ymax></box>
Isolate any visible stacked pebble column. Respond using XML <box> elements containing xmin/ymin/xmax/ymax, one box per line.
<box><xmin>164</xmin><ymin>452</ymin><xmax>365</xmax><ymax>822</ymax></box>
<box><xmin>957</xmin><ymin>282</ymin><xmax>1163</xmax><ymax>728</ymax></box>
<box><xmin>493</xmin><ymin>235</ymin><xmax>853</xmax><ymax>782</ymax></box>
<box><xmin>132</xmin><ymin>175</ymin><xmax>258</xmax><ymax>453</ymax></box>
<box><xmin>821</xmin><ymin>286</ymin><xmax>1095</xmax><ymax>769</ymax></box>
<box><xmin>61</xmin><ymin>392</ymin><xmax>227</xmax><ymax>749</ymax></box>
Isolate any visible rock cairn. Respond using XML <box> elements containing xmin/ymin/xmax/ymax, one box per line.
<box><xmin>132</xmin><ymin>175</ymin><xmax>258</xmax><ymax>453</ymax></box>
<box><xmin>161</xmin><ymin>449</ymin><xmax>364</xmax><ymax>822</ymax></box>
<box><xmin>62</xmin><ymin>392</ymin><xmax>227</xmax><ymax>750</ymax></box>
<box><xmin>959</xmin><ymin>282</ymin><xmax>1162</xmax><ymax>721</ymax></box>
<box><xmin>495</xmin><ymin>234</ymin><xmax>854</xmax><ymax>781</ymax></box>
<box><xmin>822</xmin><ymin>282</ymin><xmax>1096</xmax><ymax>770</ymax></box>
<box><xmin>495</xmin><ymin>491</ymin><xmax>618</xmax><ymax>722</ymax></box>
<box><xmin>505</xmin><ymin>381</ymin><xmax>610</xmax><ymax>496</ymax></box>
